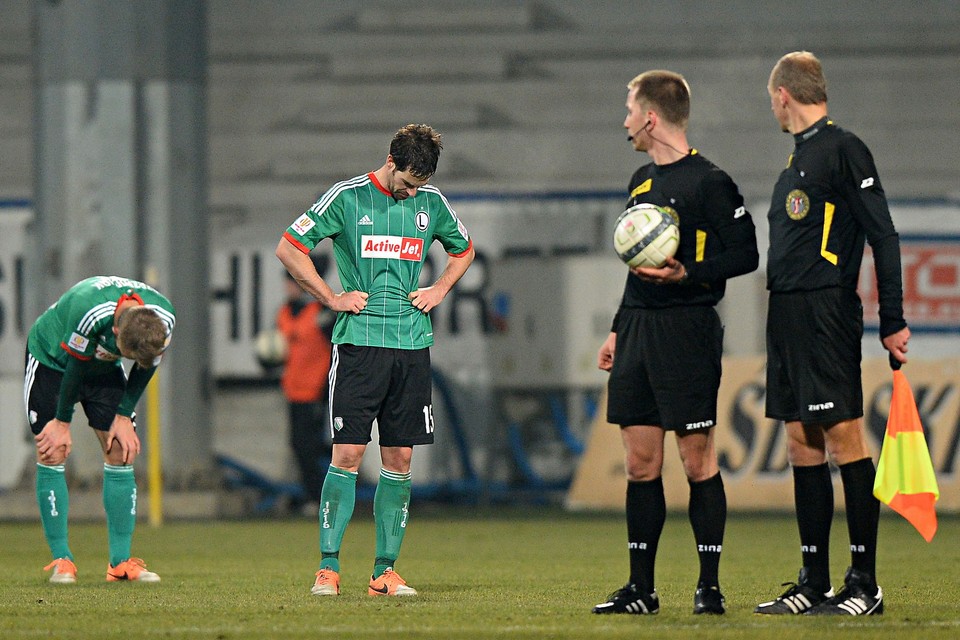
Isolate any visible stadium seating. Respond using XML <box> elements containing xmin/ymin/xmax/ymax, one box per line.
<box><xmin>2</xmin><ymin>2</ymin><xmax>959</xmax><ymax>210</ymax></box>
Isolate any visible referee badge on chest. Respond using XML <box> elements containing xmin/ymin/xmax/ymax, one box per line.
<box><xmin>785</xmin><ymin>189</ymin><xmax>810</xmax><ymax>220</ymax></box>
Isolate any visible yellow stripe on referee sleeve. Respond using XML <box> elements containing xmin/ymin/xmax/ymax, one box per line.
<box><xmin>696</xmin><ymin>230</ymin><xmax>706</xmax><ymax>262</ymax></box>
<box><xmin>821</xmin><ymin>202</ymin><xmax>838</xmax><ymax>265</ymax></box>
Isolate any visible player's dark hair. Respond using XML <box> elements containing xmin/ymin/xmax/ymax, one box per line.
<box><xmin>117</xmin><ymin>307</ymin><xmax>169</xmax><ymax>368</ymax></box>
<box><xmin>389</xmin><ymin>124</ymin><xmax>442</xmax><ymax>180</ymax></box>
<box><xmin>770</xmin><ymin>51</ymin><xmax>828</xmax><ymax>105</ymax></box>
<box><xmin>628</xmin><ymin>70</ymin><xmax>691</xmax><ymax>128</ymax></box>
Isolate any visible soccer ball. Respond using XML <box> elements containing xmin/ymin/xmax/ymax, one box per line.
<box><xmin>253</xmin><ymin>329</ymin><xmax>288</xmax><ymax>368</ymax></box>
<box><xmin>613</xmin><ymin>203</ymin><xmax>680</xmax><ymax>268</ymax></box>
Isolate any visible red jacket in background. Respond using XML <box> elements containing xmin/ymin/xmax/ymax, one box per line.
<box><xmin>276</xmin><ymin>301</ymin><xmax>332</xmax><ymax>403</ymax></box>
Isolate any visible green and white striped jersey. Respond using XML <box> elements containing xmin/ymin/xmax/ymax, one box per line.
<box><xmin>27</xmin><ymin>276</ymin><xmax>176</xmax><ymax>374</ymax></box>
<box><xmin>283</xmin><ymin>172</ymin><xmax>471</xmax><ymax>349</ymax></box>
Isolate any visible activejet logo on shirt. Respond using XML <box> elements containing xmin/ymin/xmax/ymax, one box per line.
<box><xmin>361</xmin><ymin>235</ymin><xmax>424</xmax><ymax>261</ymax></box>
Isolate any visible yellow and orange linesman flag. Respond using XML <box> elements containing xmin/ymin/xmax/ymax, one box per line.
<box><xmin>873</xmin><ymin>358</ymin><xmax>939</xmax><ymax>542</ymax></box>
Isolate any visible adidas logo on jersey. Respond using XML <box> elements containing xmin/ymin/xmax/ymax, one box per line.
<box><xmin>358</xmin><ymin>215</ymin><xmax>373</xmax><ymax>226</ymax></box>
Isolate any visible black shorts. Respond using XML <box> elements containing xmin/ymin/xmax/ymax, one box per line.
<box><xmin>23</xmin><ymin>350</ymin><xmax>133</xmax><ymax>435</ymax></box>
<box><xmin>328</xmin><ymin>344</ymin><xmax>434</xmax><ymax>447</ymax></box>
<box><xmin>606</xmin><ymin>306</ymin><xmax>723</xmax><ymax>432</ymax></box>
<box><xmin>765</xmin><ymin>288</ymin><xmax>864</xmax><ymax>425</ymax></box>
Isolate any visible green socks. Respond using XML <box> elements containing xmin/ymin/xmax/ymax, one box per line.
<box><xmin>373</xmin><ymin>468</ymin><xmax>412</xmax><ymax>578</ymax></box>
<box><xmin>318</xmin><ymin>466</ymin><xmax>358</xmax><ymax>573</ymax></box>
<box><xmin>316</xmin><ymin>465</ymin><xmax>412</xmax><ymax>577</ymax></box>
<box><xmin>36</xmin><ymin>463</ymin><xmax>72</xmax><ymax>560</ymax></box>
<box><xmin>37</xmin><ymin>463</ymin><xmax>138</xmax><ymax>567</ymax></box>
<box><xmin>103</xmin><ymin>464</ymin><xmax>137</xmax><ymax>566</ymax></box>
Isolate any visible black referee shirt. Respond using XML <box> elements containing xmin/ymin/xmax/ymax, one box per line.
<box><xmin>766</xmin><ymin>117</ymin><xmax>906</xmax><ymax>336</ymax></box>
<box><xmin>614</xmin><ymin>150</ymin><xmax>758</xmax><ymax>323</ymax></box>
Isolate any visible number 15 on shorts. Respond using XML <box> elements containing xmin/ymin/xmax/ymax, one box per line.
<box><xmin>422</xmin><ymin>405</ymin><xmax>435</xmax><ymax>433</ymax></box>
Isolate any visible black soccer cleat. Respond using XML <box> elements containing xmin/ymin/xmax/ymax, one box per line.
<box><xmin>592</xmin><ymin>583</ymin><xmax>659</xmax><ymax>615</ymax></box>
<box><xmin>805</xmin><ymin>567</ymin><xmax>883</xmax><ymax>616</ymax></box>
<box><xmin>754</xmin><ymin>568</ymin><xmax>834</xmax><ymax>615</ymax></box>
<box><xmin>693</xmin><ymin>583</ymin><xmax>726</xmax><ymax>615</ymax></box>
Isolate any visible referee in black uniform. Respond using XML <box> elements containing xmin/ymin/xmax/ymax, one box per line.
<box><xmin>591</xmin><ymin>70</ymin><xmax>758</xmax><ymax>616</ymax></box>
<box><xmin>755</xmin><ymin>51</ymin><xmax>910</xmax><ymax>617</ymax></box>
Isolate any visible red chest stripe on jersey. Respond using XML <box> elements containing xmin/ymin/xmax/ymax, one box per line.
<box><xmin>361</xmin><ymin>235</ymin><xmax>424</xmax><ymax>261</ymax></box>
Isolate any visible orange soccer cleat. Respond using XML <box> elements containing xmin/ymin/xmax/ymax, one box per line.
<box><xmin>368</xmin><ymin>568</ymin><xmax>417</xmax><ymax>596</ymax></box>
<box><xmin>44</xmin><ymin>558</ymin><xmax>78</xmax><ymax>584</ymax></box>
<box><xmin>310</xmin><ymin>568</ymin><xmax>341</xmax><ymax>596</ymax></box>
<box><xmin>106</xmin><ymin>557</ymin><xmax>161</xmax><ymax>582</ymax></box>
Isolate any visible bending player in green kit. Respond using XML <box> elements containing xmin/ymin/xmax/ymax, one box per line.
<box><xmin>24</xmin><ymin>276</ymin><xmax>175</xmax><ymax>584</ymax></box>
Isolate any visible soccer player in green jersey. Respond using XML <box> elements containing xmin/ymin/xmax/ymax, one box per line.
<box><xmin>24</xmin><ymin>276</ymin><xmax>175</xmax><ymax>584</ymax></box>
<box><xmin>276</xmin><ymin>124</ymin><xmax>474</xmax><ymax>597</ymax></box>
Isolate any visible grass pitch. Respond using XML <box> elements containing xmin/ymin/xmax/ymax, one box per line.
<box><xmin>0</xmin><ymin>508</ymin><xmax>957</xmax><ymax>639</ymax></box>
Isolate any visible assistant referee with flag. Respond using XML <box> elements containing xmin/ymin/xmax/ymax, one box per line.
<box><xmin>755</xmin><ymin>51</ymin><xmax>911</xmax><ymax>617</ymax></box>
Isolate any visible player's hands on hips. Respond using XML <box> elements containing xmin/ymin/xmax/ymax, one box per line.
<box><xmin>35</xmin><ymin>419</ymin><xmax>72</xmax><ymax>464</ymax></box>
<box><xmin>598</xmin><ymin>332</ymin><xmax>617</xmax><ymax>371</ymax></box>
<box><xmin>409</xmin><ymin>285</ymin><xmax>447</xmax><ymax>313</ymax></box>
<box><xmin>330</xmin><ymin>291</ymin><xmax>369</xmax><ymax>314</ymax></box>
<box><xmin>632</xmin><ymin>257</ymin><xmax>686</xmax><ymax>284</ymax></box>
<box><xmin>106</xmin><ymin>415</ymin><xmax>141</xmax><ymax>465</ymax></box>
<box><xmin>882</xmin><ymin>326</ymin><xmax>911</xmax><ymax>364</ymax></box>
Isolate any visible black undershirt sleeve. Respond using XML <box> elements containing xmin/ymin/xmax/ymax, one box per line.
<box><xmin>55</xmin><ymin>356</ymin><xmax>85</xmax><ymax>422</ymax></box>
<box><xmin>117</xmin><ymin>364</ymin><xmax>157</xmax><ymax>417</ymax></box>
